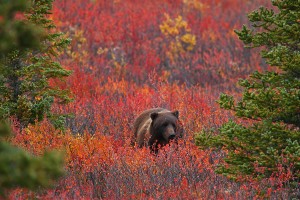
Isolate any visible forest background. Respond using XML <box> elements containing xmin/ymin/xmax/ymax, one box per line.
<box><xmin>1</xmin><ymin>0</ymin><xmax>299</xmax><ymax>199</ymax></box>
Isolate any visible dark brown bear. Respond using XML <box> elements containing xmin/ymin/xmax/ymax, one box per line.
<box><xmin>133</xmin><ymin>108</ymin><xmax>183</xmax><ymax>152</ymax></box>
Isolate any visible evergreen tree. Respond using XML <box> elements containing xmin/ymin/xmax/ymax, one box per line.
<box><xmin>0</xmin><ymin>0</ymin><xmax>72</xmax><ymax>129</ymax></box>
<box><xmin>0</xmin><ymin>0</ymin><xmax>64</xmax><ymax>196</ymax></box>
<box><xmin>0</xmin><ymin>128</ymin><xmax>64</xmax><ymax>196</ymax></box>
<box><xmin>196</xmin><ymin>0</ymin><xmax>300</xmax><ymax>181</ymax></box>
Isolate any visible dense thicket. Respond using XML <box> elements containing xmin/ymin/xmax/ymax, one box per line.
<box><xmin>5</xmin><ymin>0</ymin><xmax>300</xmax><ymax>198</ymax></box>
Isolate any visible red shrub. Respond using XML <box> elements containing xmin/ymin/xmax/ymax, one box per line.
<box><xmin>10</xmin><ymin>0</ymin><xmax>298</xmax><ymax>199</ymax></box>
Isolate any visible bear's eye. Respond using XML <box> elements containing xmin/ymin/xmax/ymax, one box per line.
<box><xmin>171</xmin><ymin>123</ymin><xmax>176</xmax><ymax>128</ymax></box>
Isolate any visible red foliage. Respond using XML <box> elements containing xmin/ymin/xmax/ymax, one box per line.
<box><xmin>9</xmin><ymin>0</ymin><xmax>296</xmax><ymax>199</ymax></box>
<box><xmin>52</xmin><ymin>0</ymin><xmax>269</xmax><ymax>86</ymax></box>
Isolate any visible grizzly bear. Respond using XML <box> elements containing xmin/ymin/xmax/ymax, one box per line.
<box><xmin>133</xmin><ymin>108</ymin><xmax>183</xmax><ymax>152</ymax></box>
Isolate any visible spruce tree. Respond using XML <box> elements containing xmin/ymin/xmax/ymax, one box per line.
<box><xmin>0</xmin><ymin>0</ymin><xmax>64</xmax><ymax>196</ymax></box>
<box><xmin>0</xmin><ymin>0</ymin><xmax>72</xmax><ymax>129</ymax></box>
<box><xmin>196</xmin><ymin>0</ymin><xmax>300</xmax><ymax>181</ymax></box>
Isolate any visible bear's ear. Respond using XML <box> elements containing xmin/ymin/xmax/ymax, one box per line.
<box><xmin>150</xmin><ymin>112</ymin><xmax>159</xmax><ymax>120</ymax></box>
<box><xmin>172</xmin><ymin>110</ymin><xmax>179</xmax><ymax>118</ymax></box>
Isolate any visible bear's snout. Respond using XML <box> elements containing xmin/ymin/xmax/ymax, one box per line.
<box><xmin>168</xmin><ymin>134</ymin><xmax>176</xmax><ymax>140</ymax></box>
<box><xmin>162</xmin><ymin>125</ymin><xmax>177</xmax><ymax>141</ymax></box>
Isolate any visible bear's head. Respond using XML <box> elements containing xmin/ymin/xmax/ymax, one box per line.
<box><xmin>148</xmin><ymin>110</ymin><xmax>182</xmax><ymax>150</ymax></box>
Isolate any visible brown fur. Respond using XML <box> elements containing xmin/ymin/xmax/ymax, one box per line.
<box><xmin>133</xmin><ymin>108</ymin><xmax>183</xmax><ymax>152</ymax></box>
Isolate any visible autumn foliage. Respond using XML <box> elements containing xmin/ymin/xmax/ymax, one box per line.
<box><xmin>9</xmin><ymin>0</ymin><xmax>298</xmax><ymax>199</ymax></box>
